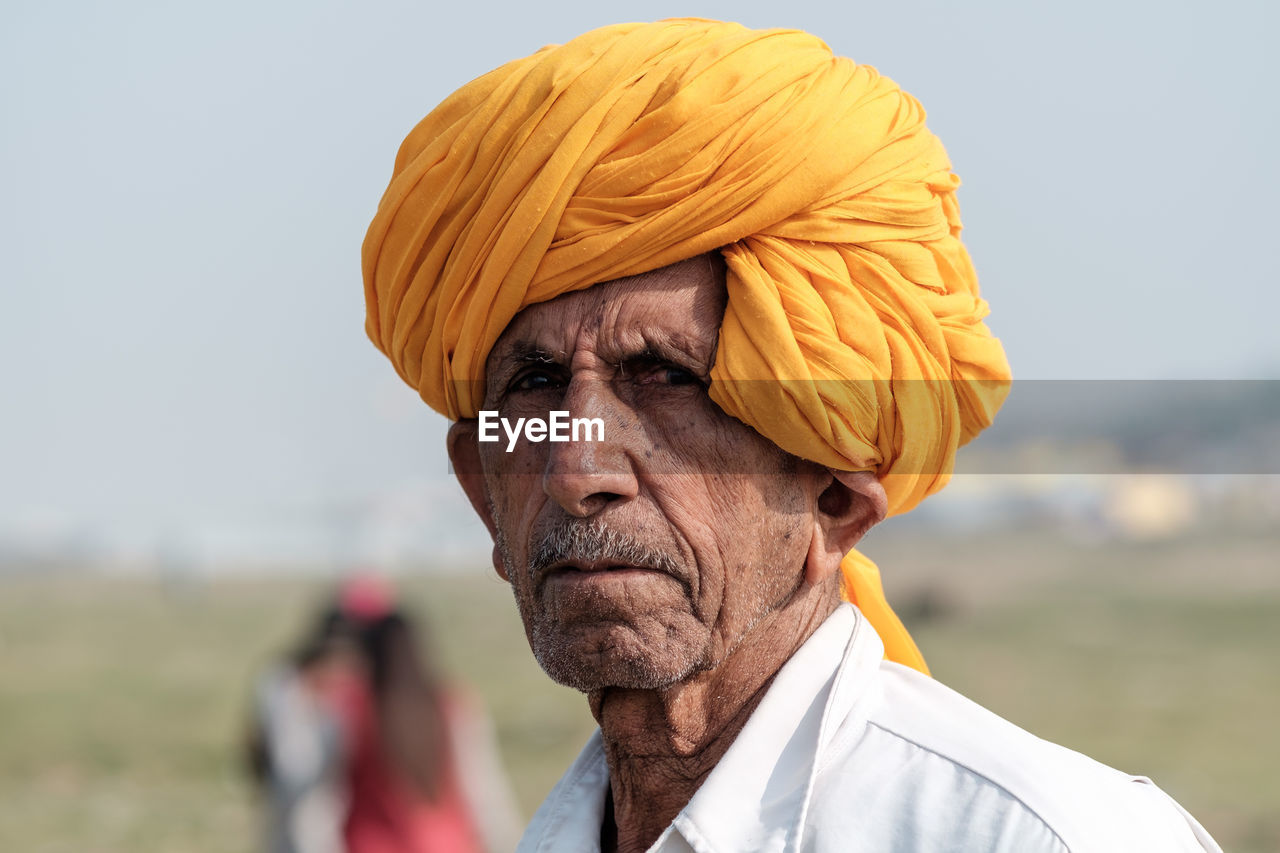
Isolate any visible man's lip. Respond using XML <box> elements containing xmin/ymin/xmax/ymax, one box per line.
<box><xmin>535</xmin><ymin>559</ymin><xmax>691</xmax><ymax>598</ymax></box>
<box><xmin>536</xmin><ymin>561</ymin><xmax>667</xmax><ymax>590</ymax></box>
<box><xmin>545</xmin><ymin>560</ymin><xmax>653</xmax><ymax>574</ymax></box>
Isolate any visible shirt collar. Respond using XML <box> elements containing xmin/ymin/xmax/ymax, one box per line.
<box><xmin>674</xmin><ymin>603</ymin><xmax>881</xmax><ymax>852</ymax></box>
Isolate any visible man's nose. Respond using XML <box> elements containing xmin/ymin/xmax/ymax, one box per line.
<box><xmin>542</xmin><ymin>380</ymin><xmax>639</xmax><ymax>517</ymax></box>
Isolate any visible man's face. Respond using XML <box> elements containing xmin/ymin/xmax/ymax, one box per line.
<box><xmin>463</xmin><ymin>256</ymin><xmax>828</xmax><ymax>692</ymax></box>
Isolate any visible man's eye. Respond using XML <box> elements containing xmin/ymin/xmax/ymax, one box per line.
<box><xmin>662</xmin><ymin>367</ymin><xmax>700</xmax><ymax>386</ymax></box>
<box><xmin>631</xmin><ymin>363</ymin><xmax>705</xmax><ymax>388</ymax></box>
<box><xmin>510</xmin><ymin>370</ymin><xmax>561</xmax><ymax>393</ymax></box>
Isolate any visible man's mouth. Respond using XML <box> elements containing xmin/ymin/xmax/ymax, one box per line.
<box><xmin>541</xmin><ymin>560</ymin><xmax>663</xmax><ymax>582</ymax></box>
<box><xmin>547</xmin><ymin>559</ymin><xmax>652</xmax><ymax>574</ymax></box>
<box><xmin>525</xmin><ymin>522</ymin><xmax>689</xmax><ymax>595</ymax></box>
<box><xmin>538</xmin><ymin>560</ymin><xmax>680</xmax><ymax>596</ymax></box>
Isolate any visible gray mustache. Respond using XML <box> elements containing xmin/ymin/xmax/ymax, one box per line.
<box><xmin>529</xmin><ymin>521</ymin><xmax>682</xmax><ymax>577</ymax></box>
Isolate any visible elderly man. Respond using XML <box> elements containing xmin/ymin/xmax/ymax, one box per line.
<box><xmin>361</xmin><ymin>19</ymin><xmax>1222</xmax><ymax>852</ymax></box>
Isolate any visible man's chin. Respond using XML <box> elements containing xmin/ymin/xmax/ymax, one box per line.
<box><xmin>530</xmin><ymin>621</ymin><xmax>705</xmax><ymax>692</ymax></box>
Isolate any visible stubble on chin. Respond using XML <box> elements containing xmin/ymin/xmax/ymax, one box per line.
<box><xmin>528</xmin><ymin>613</ymin><xmax>708</xmax><ymax>692</ymax></box>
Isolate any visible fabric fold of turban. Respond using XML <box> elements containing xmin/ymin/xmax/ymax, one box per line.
<box><xmin>363</xmin><ymin>19</ymin><xmax>1011</xmax><ymax>675</ymax></box>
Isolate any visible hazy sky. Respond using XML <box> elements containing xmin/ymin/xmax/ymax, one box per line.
<box><xmin>3</xmin><ymin>0</ymin><xmax>1277</xmax><ymax>558</ymax></box>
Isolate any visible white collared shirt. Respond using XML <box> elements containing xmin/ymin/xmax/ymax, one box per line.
<box><xmin>517</xmin><ymin>604</ymin><xmax>1222</xmax><ymax>852</ymax></box>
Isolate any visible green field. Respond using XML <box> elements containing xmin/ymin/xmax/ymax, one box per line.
<box><xmin>1</xmin><ymin>527</ymin><xmax>1277</xmax><ymax>852</ymax></box>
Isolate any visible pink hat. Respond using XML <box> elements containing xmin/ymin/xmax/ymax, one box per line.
<box><xmin>338</xmin><ymin>572</ymin><xmax>394</xmax><ymax>622</ymax></box>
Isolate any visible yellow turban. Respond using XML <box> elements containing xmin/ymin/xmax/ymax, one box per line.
<box><xmin>363</xmin><ymin>19</ymin><xmax>1011</xmax><ymax>674</ymax></box>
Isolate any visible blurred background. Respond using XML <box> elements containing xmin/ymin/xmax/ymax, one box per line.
<box><xmin>2</xmin><ymin>1</ymin><xmax>1277</xmax><ymax>851</ymax></box>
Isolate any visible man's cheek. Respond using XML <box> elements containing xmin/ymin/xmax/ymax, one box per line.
<box><xmin>485</xmin><ymin>466</ymin><xmax>542</xmax><ymax>513</ymax></box>
<box><xmin>481</xmin><ymin>446</ymin><xmax>535</xmax><ymax>476</ymax></box>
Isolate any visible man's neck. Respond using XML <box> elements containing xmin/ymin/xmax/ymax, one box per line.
<box><xmin>590</xmin><ymin>587</ymin><xmax>840</xmax><ymax>853</ymax></box>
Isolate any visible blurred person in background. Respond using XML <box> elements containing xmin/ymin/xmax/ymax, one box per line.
<box><xmin>342</xmin><ymin>607</ymin><xmax>522</xmax><ymax>853</ymax></box>
<box><xmin>248</xmin><ymin>577</ymin><xmax>521</xmax><ymax>853</ymax></box>
<box><xmin>247</xmin><ymin>606</ymin><xmax>360</xmax><ymax>853</ymax></box>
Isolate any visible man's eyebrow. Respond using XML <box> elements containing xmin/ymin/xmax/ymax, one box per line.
<box><xmin>502</xmin><ymin>342</ymin><xmax>562</xmax><ymax>364</ymax></box>
<box><xmin>629</xmin><ymin>332</ymin><xmax>713</xmax><ymax>371</ymax></box>
<box><xmin>486</xmin><ymin>341</ymin><xmax>564</xmax><ymax>393</ymax></box>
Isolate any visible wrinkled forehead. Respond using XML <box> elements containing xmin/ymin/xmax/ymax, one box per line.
<box><xmin>485</xmin><ymin>254</ymin><xmax>728</xmax><ymax>373</ymax></box>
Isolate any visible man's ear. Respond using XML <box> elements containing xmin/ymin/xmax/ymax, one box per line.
<box><xmin>804</xmin><ymin>469</ymin><xmax>888</xmax><ymax>586</ymax></box>
<box><xmin>446</xmin><ymin>420</ymin><xmax>507</xmax><ymax>581</ymax></box>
